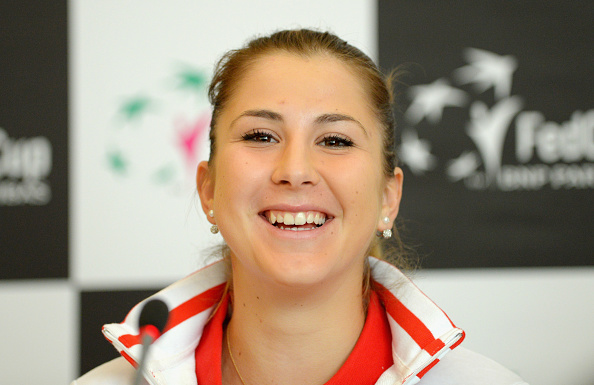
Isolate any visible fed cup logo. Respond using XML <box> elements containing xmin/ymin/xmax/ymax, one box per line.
<box><xmin>399</xmin><ymin>48</ymin><xmax>594</xmax><ymax>191</ymax></box>
<box><xmin>0</xmin><ymin>128</ymin><xmax>52</xmax><ymax>206</ymax></box>
<box><xmin>105</xmin><ymin>65</ymin><xmax>211</xmax><ymax>194</ymax></box>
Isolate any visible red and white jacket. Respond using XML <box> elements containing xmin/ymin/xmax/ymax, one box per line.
<box><xmin>72</xmin><ymin>257</ymin><xmax>528</xmax><ymax>385</ymax></box>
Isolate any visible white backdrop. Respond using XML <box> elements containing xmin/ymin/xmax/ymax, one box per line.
<box><xmin>1</xmin><ymin>1</ymin><xmax>592</xmax><ymax>384</ymax></box>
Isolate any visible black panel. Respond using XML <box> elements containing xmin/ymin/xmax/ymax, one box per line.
<box><xmin>0</xmin><ymin>1</ymin><xmax>69</xmax><ymax>278</ymax></box>
<box><xmin>379</xmin><ymin>2</ymin><xmax>594</xmax><ymax>267</ymax></box>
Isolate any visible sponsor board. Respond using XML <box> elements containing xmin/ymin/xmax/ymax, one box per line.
<box><xmin>379</xmin><ymin>2</ymin><xmax>593</xmax><ymax>267</ymax></box>
<box><xmin>0</xmin><ymin>1</ymin><xmax>68</xmax><ymax>278</ymax></box>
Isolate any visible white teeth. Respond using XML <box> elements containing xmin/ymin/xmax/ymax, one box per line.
<box><xmin>295</xmin><ymin>212</ymin><xmax>306</xmax><ymax>225</ymax></box>
<box><xmin>284</xmin><ymin>213</ymin><xmax>295</xmax><ymax>225</ymax></box>
<box><xmin>266</xmin><ymin>210</ymin><xmax>328</xmax><ymax>226</ymax></box>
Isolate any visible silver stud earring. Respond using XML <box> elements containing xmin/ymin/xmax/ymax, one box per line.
<box><xmin>382</xmin><ymin>229</ymin><xmax>392</xmax><ymax>239</ymax></box>
<box><xmin>208</xmin><ymin>209</ymin><xmax>219</xmax><ymax>234</ymax></box>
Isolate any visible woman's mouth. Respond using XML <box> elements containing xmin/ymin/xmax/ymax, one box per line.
<box><xmin>261</xmin><ymin>210</ymin><xmax>330</xmax><ymax>231</ymax></box>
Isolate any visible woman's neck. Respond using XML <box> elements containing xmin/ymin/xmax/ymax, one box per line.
<box><xmin>222</xmin><ymin>262</ymin><xmax>366</xmax><ymax>385</ymax></box>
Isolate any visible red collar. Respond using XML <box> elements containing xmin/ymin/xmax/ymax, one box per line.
<box><xmin>195</xmin><ymin>290</ymin><xmax>393</xmax><ymax>384</ymax></box>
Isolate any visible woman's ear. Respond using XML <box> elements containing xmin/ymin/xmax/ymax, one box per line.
<box><xmin>380</xmin><ymin>167</ymin><xmax>404</xmax><ymax>229</ymax></box>
<box><xmin>196</xmin><ymin>160</ymin><xmax>215</xmax><ymax>224</ymax></box>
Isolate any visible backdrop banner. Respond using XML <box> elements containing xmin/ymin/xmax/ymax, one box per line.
<box><xmin>0</xmin><ymin>1</ymin><xmax>69</xmax><ymax>278</ymax></box>
<box><xmin>378</xmin><ymin>2</ymin><xmax>593</xmax><ymax>268</ymax></box>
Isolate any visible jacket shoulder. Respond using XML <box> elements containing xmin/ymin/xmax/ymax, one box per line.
<box><xmin>418</xmin><ymin>347</ymin><xmax>529</xmax><ymax>385</ymax></box>
<box><xmin>70</xmin><ymin>357</ymin><xmax>142</xmax><ymax>385</ymax></box>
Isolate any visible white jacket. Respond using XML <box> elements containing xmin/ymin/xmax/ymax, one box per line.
<box><xmin>72</xmin><ymin>257</ymin><xmax>528</xmax><ymax>385</ymax></box>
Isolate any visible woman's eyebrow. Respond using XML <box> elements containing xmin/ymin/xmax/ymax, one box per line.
<box><xmin>231</xmin><ymin>109</ymin><xmax>283</xmax><ymax>127</ymax></box>
<box><xmin>315</xmin><ymin>113</ymin><xmax>369</xmax><ymax>137</ymax></box>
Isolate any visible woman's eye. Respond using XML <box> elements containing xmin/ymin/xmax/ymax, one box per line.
<box><xmin>241</xmin><ymin>130</ymin><xmax>277</xmax><ymax>143</ymax></box>
<box><xmin>319</xmin><ymin>135</ymin><xmax>354</xmax><ymax>148</ymax></box>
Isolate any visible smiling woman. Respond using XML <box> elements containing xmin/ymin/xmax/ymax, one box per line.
<box><xmin>72</xmin><ymin>29</ymin><xmax>528</xmax><ymax>385</ymax></box>
<box><xmin>205</xmin><ymin>30</ymin><xmax>409</xmax><ymax>276</ymax></box>
<box><xmin>200</xmin><ymin>51</ymin><xmax>397</xmax><ymax>297</ymax></box>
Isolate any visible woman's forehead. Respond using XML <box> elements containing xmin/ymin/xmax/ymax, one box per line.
<box><xmin>243</xmin><ymin>52</ymin><xmax>361</xmax><ymax>84</ymax></box>
<box><xmin>224</xmin><ymin>52</ymin><xmax>375</xmax><ymax>120</ymax></box>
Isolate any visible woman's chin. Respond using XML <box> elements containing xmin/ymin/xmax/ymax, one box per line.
<box><xmin>262</xmin><ymin>256</ymin><xmax>329</xmax><ymax>286</ymax></box>
<box><xmin>243</xmin><ymin>251</ymin><xmax>359</xmax><ymax>292</ymax></box>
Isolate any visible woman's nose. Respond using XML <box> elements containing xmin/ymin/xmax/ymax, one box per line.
<box><xmin>271</xmin><ymin>141</ymin><xmax>320</xmax><ymax>187</ymax></box>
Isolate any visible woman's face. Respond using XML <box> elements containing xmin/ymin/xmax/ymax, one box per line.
<box><xmin>198</xmin><ymin>53</ymin><xmax>402</xmax><ymax>288</ymax></box>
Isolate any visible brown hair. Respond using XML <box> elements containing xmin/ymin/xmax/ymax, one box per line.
<box><xmin>207</xmin><ymin>29</ymin><xmax>414</xmax><ymax>271</ymax></box>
